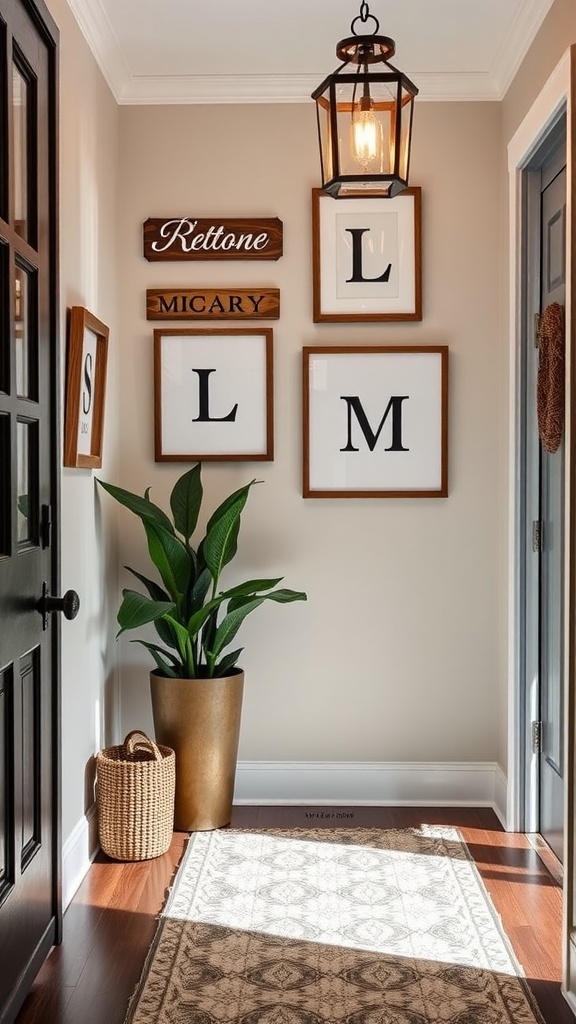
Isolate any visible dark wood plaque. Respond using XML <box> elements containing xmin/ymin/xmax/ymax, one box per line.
<box><xmin>146</xmin><ymin>288</ymin><xmax>280</xmax><ymax>321</ymax></box>
<box><xmin>143</xmin><ymin>217</ymin><xmax>283</xmax><ymax>261</ymax></box>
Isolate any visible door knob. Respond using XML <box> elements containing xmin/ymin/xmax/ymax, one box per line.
<box><xmin>37</xmin><ymin>583</ymin><xmax>80</xmax><ymax>630</ymax></box>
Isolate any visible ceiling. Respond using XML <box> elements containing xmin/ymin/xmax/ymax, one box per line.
<box><xmin>66</xmin><ymin>0</ymin><xmax>555</xmax><ymax>105</ymax></box>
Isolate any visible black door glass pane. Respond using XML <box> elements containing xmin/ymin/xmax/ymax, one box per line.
<box><xmin>16</xmin><ymin>418</ymin><xmax>37</xmax><ymax>547</ymax></box>
<box><xmin>0</xmin><ymin>242</ymin><xmax>8</xmax><ymax>396</ymax></box>
<box><xmin>12</xmin><ymin>63</ymin><xmax>28</xmax><ymax>240</ymax></box>
<box><xmin>0</xmin><ymin>20</ymin><xmax>7</xmax><ymax>221</ymax></box>
<box><xmin>15</xmin><ymin>267</ymin><xmax>27</xmax><ymax>395</ymax></box>
<box><xmin>0</xmin><ymin>413</ymin><xmax>9</xmax><ymax>556</ymax></box>
<box><xmin>14</xmin><ymin>263</ymin><xmax>36</xmax><ymax>399</ymax></box>
<box><xmin>0</xmin><ymin>663</ymin><xmax>13</xmax><ymax>898</ymax></box>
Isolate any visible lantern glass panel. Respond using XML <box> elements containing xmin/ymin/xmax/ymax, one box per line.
<box><xmin>315</xmin><ymin>89</ymin><xmax>334</xmax><ymax>185</ymax></box>
<box><xmin>399</xmin><ymin>85</ymin><xmax>415</xmax><ymax>182</ymax></box>
<box><xmin>335</xmin><ymin>77</ymin><xmax>400</xmax><ymax>179</ymax></box>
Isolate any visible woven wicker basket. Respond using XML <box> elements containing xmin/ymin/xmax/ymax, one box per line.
<box><xmin>96</xmin><ymin>730</ymin><xmax>175</xmax><ymax>861</ymax></box>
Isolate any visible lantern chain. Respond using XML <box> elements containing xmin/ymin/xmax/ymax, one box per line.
<box><xmin>351</xmin><ymin>1</ymin><xmax>380</xmax><ymax>37</ymax></box>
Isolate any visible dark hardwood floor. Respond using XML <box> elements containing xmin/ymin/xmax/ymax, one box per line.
<box><xmin>14</xmin><ymin>806</ymin><xmax>574</xmax><ymax>1024</ymax></box>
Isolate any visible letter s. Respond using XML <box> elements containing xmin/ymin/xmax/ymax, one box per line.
<box><xmin>82</xmin><ymin>352</ymin><xmax>93</xmax><ymax>416</ymax></box>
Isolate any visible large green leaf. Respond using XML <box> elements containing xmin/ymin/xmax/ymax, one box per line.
<box><xmin>190</xmin><ymin>567</ymin><xmax>212</xmax><ymax>610</ymax></box>
<box><xmin>202</xmin><ymin>481</ymin><xmax>259</xmax><ymax>587</ymax></box>
<box><xmin>210</xmin><ymin>588</ymin><xmax>307</xmax><ymax>660</ymax></box>
<box><xmin>125</xmin><ymin>566</ymin><xmax>170</xmax><ymax>602</ymax></box>
<box><xmin>214</xmin><ymin>648</ymin><xmax>243</xmax><ymax>676</ymax></box>
<box><xmin>154</xmin><ymin>615</ymin><xmax>179</xmax><ymax>650</ymax></box>
<box><xmin>200</xmin><ymin>608</ymin><xmax>218</xmax><ymax>660</ymax></box>
<box><xmin>132</xmin><ymin>641</ymin><xmax>181</xmax><ymax>677</ymax></box>
<box><xmin>186</xmin><ymin>601</ymin><xmax>219</xmax><ymax>639</ymax></box>
<box><xmin>208</xmin><ymin>597</ymin><xmax>268</xmax><ymax>661</ymax></box>
<box><xmin>228</xmin><ymin>587</ymin><xmax>307</xmax><ymax>613</ymax></box>
<box><xmin>218</xmin><ymin>578</ymin><xmax>283</xmax><ymax>601</ymax></box>
<box><xmin>170</xmin><ymin>464</ymin><xmax>203</xmax><ymax>543</ymax></box>
<box><xmin>205</xmin><ymin>480</ymin><xmax>258</xmax><ymax>533</ymax></box>
<box><xmin>163</xmin><ymin>614</ymin><xmax>195</xmax><ymax>676</ymax></box>
<box><xmin>144</xmin><ymin>522</ymin><xmax>191</xmax><ymax>603</ymax></box>
<box><xmin>117</xmin><ymin>590</ymin><xmax>174</xmax><ymax>636</ymax></box>
<box><xmin>97</xmin><ymin>478</ymin><xmax>174</xmax><ymax>534</ymax></box>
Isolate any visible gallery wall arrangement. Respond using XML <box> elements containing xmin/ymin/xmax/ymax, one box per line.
<box><xmin>63</xmin><ymin>188</ymin><xmax>448</xmax><ymax>497</ymax></box>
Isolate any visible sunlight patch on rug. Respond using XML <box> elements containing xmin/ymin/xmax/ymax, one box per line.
<box><xmin>125</xmin><ymin>826</ymin><xmax>545</xmax><ymax>1024</ymax></box>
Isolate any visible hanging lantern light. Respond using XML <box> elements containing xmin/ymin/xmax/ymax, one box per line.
<box><xmin>312</xmin><ymin>1</ymin><xmax>418</xmax><ymax>198</ymax></box>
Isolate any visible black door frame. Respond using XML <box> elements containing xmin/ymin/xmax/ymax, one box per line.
<box><xmin>1</xmin><ymin>0</ymin><xmax>61</xmax><ymax>1019</ymax></box>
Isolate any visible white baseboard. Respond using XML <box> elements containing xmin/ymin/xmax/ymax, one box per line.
<box><xmin>60</xmin><ymin>762</ymin><xmax>510</xmax><ymax>906</ymax></box>
<box><xmin>235</xmin><ymin>760</ymin><xmax>509</xmax><ymax>822</ymax></box>
<box><xmin>62</xmin><ymin>802</ymin><xmax>99</xmax><ymax>910</ymax></box>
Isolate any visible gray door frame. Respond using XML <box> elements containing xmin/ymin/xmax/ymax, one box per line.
<box><xmin>515</xmin><ymin>117</ymin><xmax>566</xmax><ymax>837</ymax></box>
<box><xmin>506</xmin><ymin>50</ymin><xmax>570</xmax><ymax>835</ymax></box>
<box><xmin>507</xmin><ymin>45</ymin><xmax>576</xmax><ymax>1006</ymax></box>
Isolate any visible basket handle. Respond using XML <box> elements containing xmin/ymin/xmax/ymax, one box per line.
<box><xmin>123</xmin><ymin>729</ymin><xmax>163</xmax><ymax>761</ymax></box>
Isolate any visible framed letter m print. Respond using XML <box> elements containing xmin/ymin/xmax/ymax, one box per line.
<box><xmin>303</xmin><ymin>346</ymin><xmax>448</xmax><ymax>498</ymax></box>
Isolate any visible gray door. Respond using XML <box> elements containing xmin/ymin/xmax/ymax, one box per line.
<box><xmin>538</xmin><ymin>153</ymin><xmax>566</xmax><ymax>862</ymax></box>
<box><xmin>0</xmin><ymin>1</ymin><xmax>62</xmax><ymax>1021</ymax></box>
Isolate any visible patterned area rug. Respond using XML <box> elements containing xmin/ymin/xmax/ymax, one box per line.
<box><xmin>125</xmin><ymin>827</ymin><xmax>545</xmax><ymax>1024</ymax></box>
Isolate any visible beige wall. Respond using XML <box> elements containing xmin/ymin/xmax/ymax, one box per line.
<box><xmin>40</xmin><ymin>0</ymin><xmax>576</xmax><ymax>862</ymax></box>
<box><xmin>45</xmin><ymin>0</ymin><xmax>119</xmax><ymax>847</ymax></box>
<box><xmin>115</xmin><ymin>100</ymin><xmax>504</xmax><ymax>763</ymax></box>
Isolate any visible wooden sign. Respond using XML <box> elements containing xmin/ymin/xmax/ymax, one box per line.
<box><xmin>143</xmin><ymin>217</ymin><xmax>283</xmax><ymax>261</ymax></box>
<box><xmin>146</xmin><ymin>288</ymin><xmax>280</xmax><ymax>321</ymax></box>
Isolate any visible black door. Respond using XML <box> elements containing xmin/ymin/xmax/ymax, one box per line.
<box><xmin>0</xmin><ymin>1</ymin><xmax>60</xmax><ymax>1021</ymax></box>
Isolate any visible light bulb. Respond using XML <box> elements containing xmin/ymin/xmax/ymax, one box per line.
<box><xmin>351</xmin><ymin>94</ymin><xmax>382</xmax><ymax>171</ymax></box>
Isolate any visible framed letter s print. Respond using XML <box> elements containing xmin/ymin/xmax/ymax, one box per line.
<box><xmin>63</xmin><ymin>306</ymin><xmax>110</xmax><ymax>469</ymax></box>
<box><xmin>312</xmin><ymin>187</ymin><xmax>422</xmax><ymax>322</ymax></box>
<box><xmin>303</xmin><ymin>345</ymin><xmax>448</xmax><ymax>498</ymax></box>
<box><xmin>154</xmin><ymin>328</ymin><xmax>273</xmax><ymax>461</ymax></box>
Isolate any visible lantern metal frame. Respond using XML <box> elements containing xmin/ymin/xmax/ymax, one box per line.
<box><xmin>312</xmin><ymin>2</ymin><xmax>418</xmax><ymax>199</ymax></box>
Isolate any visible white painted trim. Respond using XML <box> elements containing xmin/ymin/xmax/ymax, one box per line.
<box><xmin>65</xmin><ymin>0</ymin><xmax>551</xmax><ymax>106</ymax></box>
<box><xmin>62</xmin><ymin>802</ymin><xmax>99</xmax><ymax>910</ymax></box>
<box><xmin>491</xmin><ymin>0</ymin><xmax>555</xmax><ymax>100</ymax></box>
<box><xmin>493</xmin><ymin>765</ymin><xmax>508</xmax><ymax>828</ymax></box>
<box><xmin>506</xmin><ymin>50</ymin><xmax>570</xmax><ymax>833</ymax></box>
<box><xmin>117</xmin><ymin>72</ymin><xmax>501</xmax><ymax>106</ymax></box>
<box><xmin>66</xmin><ymin>0</ymin><xmax>131</xmax><ymax>101</ymax></box>
<box><xmin>562</xmin><ymin>990</ymin><xmax>576</xmax><ymax>1016</ymax></box>
<box><xmin>60</xmin><ymin>766</ymin><xmax>506</xmax><ymax>903</ymax></box>
<box><xmin>234</xmin><ymin>760</ymin><xmax>506</xmax><ymax>815</ymax></box>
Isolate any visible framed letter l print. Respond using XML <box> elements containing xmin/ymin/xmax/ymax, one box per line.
<box><xmin>154</xmin><ymin>328</ymin><xmax>273</xmax><ymax>461</ymax></box>
<box><xmin>312</xmin><ymin>187</ymin><xmax>422</xmax><ymax>322</ymax></box>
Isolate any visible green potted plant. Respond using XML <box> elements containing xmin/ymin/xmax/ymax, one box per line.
<box><xmin>97</xmin><ymin>464</ymin><xmax>306</xmax><ymax>831</ymax></box>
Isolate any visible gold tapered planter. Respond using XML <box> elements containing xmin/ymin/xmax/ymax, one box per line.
<box><xmin>150</xmin><ymin>669</ymin><xmax>244</xmax><ymax>832</ymax></box>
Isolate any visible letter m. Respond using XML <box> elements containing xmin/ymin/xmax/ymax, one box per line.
<box><xmin>340</xmin><ymin>395</ymin><xmax>409</xmax><ymax>452</ymax></box>
<box><xmin>159</xmin><ymin>295</ymin><xmax>178</xmax><ymax>314</ymax></box>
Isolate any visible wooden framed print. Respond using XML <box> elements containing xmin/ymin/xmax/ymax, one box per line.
<box><xmin>303</xmin><ymin>345</ymin><xmax>448</xmax><ymax>498</ymax></box>
<box><xmin>154</xmin><ymin>329</ymin><xmax>273</xmax><ymax>462</ymax></box>
<box><xmin>63</xmin><ymin>306</ymin><xmax>109</xmax><ymax>469</ymax></box>
<box><xmin>312</xmin><ymin>187</ymin><xmax>422</xmax><ymax>322</ymax></box>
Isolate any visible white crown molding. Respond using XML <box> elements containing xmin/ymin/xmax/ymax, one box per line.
<box><xmin>67</xmin><ymin>0</ymin><xmax>553</xmax><ymax>106</ymax></box>
<box><xmin>234</xmin><ymin>760</ymin><xmax>509</xmax><ymax>826</ymax></box>
<box><xmin>66</xmin><ymin>0</ymin><xmax>131</xmax><ymax>100</ymax></box>
<box><xmin>490</xmin><ymin>0</ymin><xmax>555</xmax><ymax>99</ymax></box>
<box><xmin>118</xmin><ymin>71</ymin><xmax>501</xmax><ymax>105</ymax></box>
<box><xmin>119</xmin><ymin>74</ymin><xmax>320</xmax><ymax>105</ymax></box>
